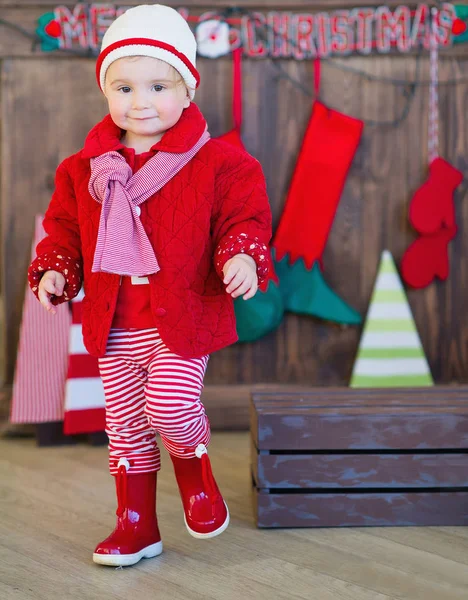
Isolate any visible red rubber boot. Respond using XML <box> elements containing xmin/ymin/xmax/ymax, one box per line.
<box><xmin>93</xmin><ymin>459</ymin><xmax>163</xmax><ymax>566</ymax></box>
<box><xmin>171</xmin><ymin>444</ymin><xmax>229</xmax><ymax>539</ymax></box>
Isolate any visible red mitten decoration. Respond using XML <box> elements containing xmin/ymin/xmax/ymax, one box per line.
<box><xmin>401</xmin><ymin>226</ymin><xmax>457</xmax><ymax>288</ymax></box>
<box><xmin>409</xmin><ymin>157</ymin><xmax>463</xmax><ymax>235</ymax></box>
<box><xmin>273</xmin><ymin>101</ymin><xmax>364</xmax><ymax>268</ymax></box>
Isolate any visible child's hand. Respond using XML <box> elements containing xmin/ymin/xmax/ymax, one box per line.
<box><xmin>38</xmin><ymin>270</ymin><xmax>66</xmax><ymax>314</ymax></box>
<box><xmin>223</xmin><ymin>254</ymin><xmax>258</xmax><ymax>300</ymax></box>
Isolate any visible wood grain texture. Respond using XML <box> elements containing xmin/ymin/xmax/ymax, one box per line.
<box><xmin>254</xmin><ymin>489</ymin><xmax>468</xmax><ymax>528</ymax></box>
<box><xmin>251</xmin><ymin>386</ymin><xmax>468</xmax><ymax>450</ymax></box>
<box><xmin>252</xmin><ymin>446</ymin><xmax>468</xmax><ymax>489</ymax></box>
<box><xmin>3</xmin><ymin>432</ymin><xmax>468</xmax><ymax>600</ymax></box>
<box><xmin>1</xmin><ymin>58</ymin><xmax>109</xmax><ymax>385</ymax></box>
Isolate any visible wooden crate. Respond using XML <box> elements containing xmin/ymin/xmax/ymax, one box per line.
<box><xmin>251</xmin><ymin>386</ymin><xmax>468</xmax><ymax>528</ymax></box>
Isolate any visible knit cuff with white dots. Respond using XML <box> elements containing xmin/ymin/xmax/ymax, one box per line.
<box><xmin>28</xmin><ymin>251</ymin><xmax>83</xmax><ymax>305</ymax></box>
<box><xmin>214</xmin><ymin>233</ymin><xmax>269</xmax><ymax>286</ymax></box>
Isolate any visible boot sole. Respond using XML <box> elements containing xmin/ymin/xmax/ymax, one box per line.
<box><xmin>184</xmin><ymin>502</ymin><xmax>230</xmax><ymax>539</ymax></box>
<box><xmin>93</xmin><ymin>541</ymin><xmax>163</xmax><ymax>567</ymax></box>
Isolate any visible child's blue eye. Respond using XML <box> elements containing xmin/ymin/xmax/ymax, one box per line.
<box><xmin>119</xmin><ymin>86</ymin><xmax>131</xmax><ymax>93</ymax></box>
<box><xmin>152</xmin><ymin>84</ymin><xmax>164</xmax><ymax>92</ymax></box>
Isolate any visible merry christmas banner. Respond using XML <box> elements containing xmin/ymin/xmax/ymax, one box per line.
<box><xmin>37</xmin><ymin>3</ymin><xmax>460</xmax><ymax>58</ymax></box>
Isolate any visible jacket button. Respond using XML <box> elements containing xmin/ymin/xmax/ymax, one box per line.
<box><xmin>154</xmin><ymin>308</ymin><xmax>166</xmax><ymax>317</ymax></box>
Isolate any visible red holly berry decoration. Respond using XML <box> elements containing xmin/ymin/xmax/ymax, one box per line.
<box><xmin>44</xmin><ymin>20</ymin><xmax>62</xmax><ymax>39</ymax></box>
<box><xmin>36</xmin><ymin>12</ymin><xmax>61</xmax><ymax>52</ymax></box>
<box><xmin>452</xmin><ymin>18</ymin><xmax>467</xmax><ymax>35</ymax></box>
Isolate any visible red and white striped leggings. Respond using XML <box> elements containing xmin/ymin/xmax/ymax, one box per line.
<box><xmin>98</xmin><ymin>329</ymin><xmax>210</xmax><ymax>475</ymax></box>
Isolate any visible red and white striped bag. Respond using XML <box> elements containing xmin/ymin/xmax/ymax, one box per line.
<box><xmin>63</xmin><ymin>287</ymin><xmax>106</xmax><ymax>435</ymax></box>
<box><xmin>10</xmin><ymin>215</ymin><xmax>71</xmax><ymax>424</ymax></box>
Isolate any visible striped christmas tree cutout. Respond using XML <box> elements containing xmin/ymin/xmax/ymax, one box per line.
<box><xmin>350</xmin><ymin>250</ymin><xmax>433</xmax><ymax>388</ymax></box>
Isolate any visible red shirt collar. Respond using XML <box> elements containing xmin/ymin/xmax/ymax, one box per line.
<box><xmin>81</xmin><ymin>102</ymin><xmax>207</xmax><ymax>159</ymax></box>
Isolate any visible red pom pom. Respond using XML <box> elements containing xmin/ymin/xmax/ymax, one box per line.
<box><xmin>45</xmin><ymin>20</ymin><xmax>62</xmax><ymax>38</ymax></box>
<box><xmin>452</xmin><ymin>18</ymin><xmax>467</xmax><ymax>36</ymax></box>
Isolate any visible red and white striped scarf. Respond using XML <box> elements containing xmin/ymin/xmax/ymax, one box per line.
<box><xmin>88</xmin><ymin>128</ymin><xmax>210</xmax><ymax>277</ymax></box>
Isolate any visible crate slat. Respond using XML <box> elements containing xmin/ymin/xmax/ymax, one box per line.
<box><xmin>251</xmin><ymin>442</ymin><xmax>468</xmax><ymax>489</ymax></box>
<box><xmin>252</xmin><ymin>386</ymin><xmax>468</xmax><ymax>407</ymax></box>
<box><xmin>252</xmin><ymin>387</ymin><xmax>468</xmax><ymax>451</ymax></box>
<box><xmin>254</xmin><ymin>489</ymin><xmax>468</xmax><ymax>528</ymax></box>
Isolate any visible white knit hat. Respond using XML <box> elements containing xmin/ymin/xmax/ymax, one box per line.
<box><xmin>96</xmin><ymin>4</ymin><xmax>200</xmax><ymax>99</ymax></box>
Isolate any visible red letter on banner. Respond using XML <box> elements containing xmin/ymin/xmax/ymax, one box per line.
<box><xmin>352</xmin><ymin>8</ymin><xmax>375</xmax><ymax>54</ymax></box>
<box><xmin>411</xmin><ymin>4</ymin><xmax>431</xmax><ymax>50</ymax></box>
<box><xmin>330</xmin><ymin>10</ymin><xmax>353</xmax><ymax>55</ymax></box>
<box><xmin>55</xmin><ymin>3</ymin><xmax>88</xmax><ymax>49</ymax></box>
<box><xmin>436</xmin><ymin>3</ymin><xmax>456</xmax><ymax>47</ymax></box>
<box><xmin>89</xmin><ymin>4</ymin><xmax>115</xmax><ymax>50</ymax></box>
<box><xmin>267</xmin><ymin>12</ymin><xmax>292</xmax><ymax>57</ymax></box>
<box><xmin>376</xmin><ymin>6</ymin><xmax>412</xmax><ymax>53</ymax></box>
<box><xmin>291</xmin><ymin>14</ymin><xmax>316</xmax><ymax>59</ymax></box>
<box><xmin>315</xmin><ymin>12</ymin><xmax>332</xmax><ymax>57</ymax></box>
<box><xmin>242</xmin><ymin>13</ymin><xmax>268</xmax><ymax>57</ymax></box>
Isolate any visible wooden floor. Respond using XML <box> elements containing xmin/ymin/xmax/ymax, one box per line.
<box><xmin>1</xmin><ymin>432</ymin><xmax>468</xmax><ymax>600</ymax></box>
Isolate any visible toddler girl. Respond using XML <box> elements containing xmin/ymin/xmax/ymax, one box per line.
<box><xmin>28</xmin><ymin>4</ymin><xmax>271</xmax><ymax>567</ymax></box>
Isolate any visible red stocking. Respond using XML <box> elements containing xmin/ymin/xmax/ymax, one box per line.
<box><xmin>273</xmin><ymin>100</ymin><xmax>364</xmax><ymax>267</ymax></box>
<box><xmin>409</xmin><ymin>157</ymin><xmax>463</xmax><ymax>235</ymax></box>
<box><xmin>401</xmin><ymin>226</ymin><xmax>457</xmax><ymax>288</ymax></box>
<box><xmin>271</xmin><ymin>60</ymin><xmax>363</xmax><ymax>325</ymax></box>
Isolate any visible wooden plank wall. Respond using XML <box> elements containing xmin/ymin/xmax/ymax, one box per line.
<box><xmin>1</xmin><ymin>1</ymin><xmax>468</xmax><ymax>427</ymax></box>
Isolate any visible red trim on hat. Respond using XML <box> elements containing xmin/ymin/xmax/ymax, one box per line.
<box><xmin>96</xmin><ymin>37</ymin><xmax>200</xmax><ymax>89</ymax></box>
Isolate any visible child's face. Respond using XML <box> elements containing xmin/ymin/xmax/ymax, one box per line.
<box><xmin>104</xmin><ymin>56</ymin><xmax>190</xmax><ymax>147</ymax></box>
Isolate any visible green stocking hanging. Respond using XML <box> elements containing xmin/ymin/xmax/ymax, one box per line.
<box><xmin>274</xmin><ymin>253</ymin><xmax>361</xmax><ymax>324</ymax></box>
<box><xmin>234</xmin><ymin>253</ymin><xmax>284</xmax><ymax>342</ymax></box>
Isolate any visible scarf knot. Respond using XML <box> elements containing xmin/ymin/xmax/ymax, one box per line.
<box><xmin>90</xmin><ymin>153</ymin><xmax>133</xmax><ymax>202</ymax></box>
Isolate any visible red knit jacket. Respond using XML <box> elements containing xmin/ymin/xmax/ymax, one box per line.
<box><xmin>28</xmin><ymin>103</ymin><xmax>272</xmax><ymax>358</ymax></box>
